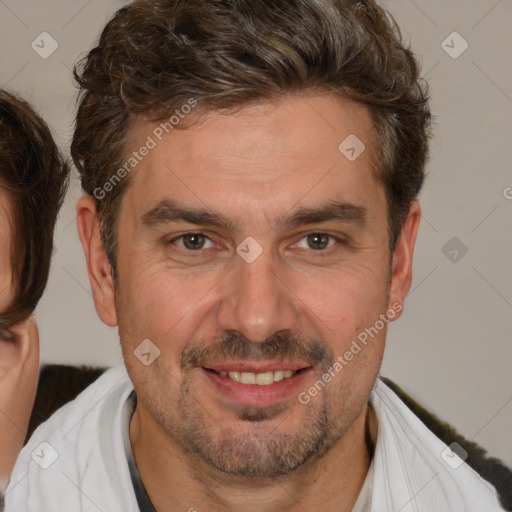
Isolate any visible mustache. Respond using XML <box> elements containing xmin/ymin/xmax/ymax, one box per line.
<box><xmin>180</xmin><ymin>330</ymin><xmax>334</xmax><ymax>371</ymax></box>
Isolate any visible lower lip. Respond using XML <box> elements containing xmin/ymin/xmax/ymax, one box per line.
<box><xmin>202</xmin><ymin>367</ymin><xmax>313</xmax><ymax>406</ymax></box>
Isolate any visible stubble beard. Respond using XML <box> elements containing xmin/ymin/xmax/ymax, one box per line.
<box><xmin>141</xmin><ymin>373</ymin><xmax>361</xmax><ymax>479</ymax></box>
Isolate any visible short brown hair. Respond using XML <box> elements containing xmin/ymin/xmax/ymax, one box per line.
<box><xmin>72</xmin><ymin>0</ymin><xmax>432</xmax><ymax>270</ymax></box>
<box><xmin>0</xmin><ymin>90</ymin><xmax>69</xmax><ymax>328</ymax></box>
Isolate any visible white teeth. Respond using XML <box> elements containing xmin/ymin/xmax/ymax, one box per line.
<box><xmin>273</xmin><ymin>370</ymin><xmax>285</xmax><ymax>382</ymax></box>
<box><xmin>240</xmin><ymin>372</ymin><xmax>256</xmax><ymax>384</ymax></box>
<box><xmin>255</xmin><ymin>372</ymin><xmax>274</xmax><ymax>385</ymax></box>
<box><xmin>220</xmin><ymin>369</ymin><xmax>298</xmax><ymax>385</ymax></box>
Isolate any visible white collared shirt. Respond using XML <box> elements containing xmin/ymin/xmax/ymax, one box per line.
<box><xmin>4</xmin><ymin>365</ymin><xmax>505</xmax><ymax>511</ymax></box>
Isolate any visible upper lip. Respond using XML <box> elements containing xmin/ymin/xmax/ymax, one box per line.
<box><xmin>202</xmin><ymin>360</ymin><xmax>312</xmax><ymax>373</ymax></box>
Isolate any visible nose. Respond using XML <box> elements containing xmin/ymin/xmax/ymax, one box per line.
<box><xmin>216</xmin><ymin>248</ymin><xmax>301</xmax><ymax>343</ymax></box>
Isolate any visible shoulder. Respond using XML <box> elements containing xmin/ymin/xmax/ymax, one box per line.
<box><xmin>370</xmin><ymin>378</ymin><xmax>509</xmax><ymax>511</ymax></box>
<box><xmin>23</xmin><ymin>364</ymin><xmax>131</xmax><ymax>443</ymax></box>
<box><xmin>5</xmin><ymin>365</ymin><xmax>135</xmax><ymax>511</ymax></box>
<box><xmin>27</xmin><ymin>363</ymin><xmax>108</xmax><ymax>439</ymax></box>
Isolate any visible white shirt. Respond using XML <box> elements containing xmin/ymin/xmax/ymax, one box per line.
<box><xmin>4</xmin><ymin>365</ymin><xmax>505</xmax><ymax>511</ymax></box>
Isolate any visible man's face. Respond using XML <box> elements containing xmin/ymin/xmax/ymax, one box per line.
<box><xmin>94</xmin><ymin>94</ymin><xmax>413</xmax><ymax>477</ymax></box>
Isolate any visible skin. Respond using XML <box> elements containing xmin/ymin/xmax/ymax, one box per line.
<box><xmin>0</xmin><ymin>190</ymin><xmax>40</xmax><ymax>488</ymax></box>
<box><xmin>77</xmin><ymin>93</ymin><xmax>420</xmax><ymax>512</ymax></box>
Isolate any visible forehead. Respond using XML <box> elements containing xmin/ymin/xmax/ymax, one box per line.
<box><xmin>0</xmin><ymin>187</ymin><xmax>14</xmax><ymax>311</ymax></box>
<box><xmin>122</xmin><ymin>93</ymin><xmax>382</xmax><ymax>224</ymax></box>
<box><xmin>0</xmin><ymin>187</ymin><xmax>12</xmax><ymax>242</ymax></box>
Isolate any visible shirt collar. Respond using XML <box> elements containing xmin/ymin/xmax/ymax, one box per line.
<box><xmin>122</xmin><ymin>392</ymin><xmax>376</xmax><ymax>512</ymax></box>
<box><xmin>122</xmin><ymin>391</ymin><xmax>157</xmax><ymax>512</ymax></box>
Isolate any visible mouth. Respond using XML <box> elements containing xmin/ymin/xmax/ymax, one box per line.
<box><xmin>201</xmin><ymin>362</ymin><xmax>314</xmax><ymax>407</ymax></box>
<box><xmin>204</xmin><ymin>367</ymin><xmax>304</xmax><ymax>386</ymax></box>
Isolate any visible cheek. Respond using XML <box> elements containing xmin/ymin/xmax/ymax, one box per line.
<box><xmin>115</xmin><ymin>261</ymin><xmax>218</xmax><ymax>360</ymax></box>
<box><xmin>298</xmin><ymin>267</ymin><xmax>388</xmax><ymax>330</ymax></box>
<box><xmin>295</xmin><ymin>265</ymin><xmax>389</xmax><ymax>381</ymax></box>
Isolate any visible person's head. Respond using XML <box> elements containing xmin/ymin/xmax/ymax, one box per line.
<box><xmin>75</xmin><ymin>0</ymin><xmax>431</xmax><ymax>478</ymax></box>
<box><xmin>0</xmin><ymin>90</ymin><xmax>69</xmax><ymax>483</ymax></box>
<box><xmin>0</xmin><ymin>90</ymin><xmax>69</xmax><ymax>329</ymax></box>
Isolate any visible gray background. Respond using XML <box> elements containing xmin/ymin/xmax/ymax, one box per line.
<box><xmin>0</xmin><ymin>1</ymin><xmax>510</xmax><ymax>467</ymax></box>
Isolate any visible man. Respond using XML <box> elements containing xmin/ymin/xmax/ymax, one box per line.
<box><xmin>5</xmin><ymin>0</ymin><xmax>506</xmax><ymax>510</ymax></box>
<box><xmin>0</xmin><ymin>90</ymin><xmax>68</xmax><ymax>504</ymax></box>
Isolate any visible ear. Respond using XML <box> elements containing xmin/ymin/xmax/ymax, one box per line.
<box><xmin>387</xmin><ymin>201</ymin><xmax>421</xmax><ymax>321</ymax></box>
<box><xmin>76</xmin><ymin>195</ymin><xmax>117</xmax><ymax>327</ymax></box>
<box><xmin>0</xmin><ymin>316</ymin><xmax>39</xmax><ymax>482</ymax></box>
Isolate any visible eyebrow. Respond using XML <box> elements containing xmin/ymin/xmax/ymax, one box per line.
<box><xmin>141</xmin><ymin>198</ymin><xmax>367</xmax><ymax>231</ymax></box>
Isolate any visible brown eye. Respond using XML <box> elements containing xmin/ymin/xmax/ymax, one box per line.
<box><xmin>306</xmin><ymin>233</ymin><xmax>332</xmax><ymax>250</ymax></box>
<box><xmin>175</xmin><ymin>233</ymin><xmax>213</xmax><ymax>251</ymax></box>
<box><xmin>0</xmin><ymin>328</ymin><xmax>15</xmax><ymax>341</ymax></box>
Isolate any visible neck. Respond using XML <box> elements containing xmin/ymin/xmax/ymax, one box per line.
<box><xmin>130</xmin><ymin>402</ymin><xmax>375</xmax><ymax>512</ymax></box>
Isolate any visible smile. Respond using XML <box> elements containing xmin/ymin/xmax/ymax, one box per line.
<box><xmin>208</xmin><ymin>369</ymin><xmax>299</xmax><ymax>386</ymax></box>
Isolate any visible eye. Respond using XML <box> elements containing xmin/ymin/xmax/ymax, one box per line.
<box><xmin>172</xmin><ymin>233</ymin><xmax>215</xmax><ymax>251</ymax></box>
<box><xmin>295</xmin><ymin>233</ymin><xmax>338</xmax><ymax>251</ymax></box>
<box><xmin>0</xmin><ymin>328</ymin><xmax>15</xmax><ymax>341</ymax></box>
